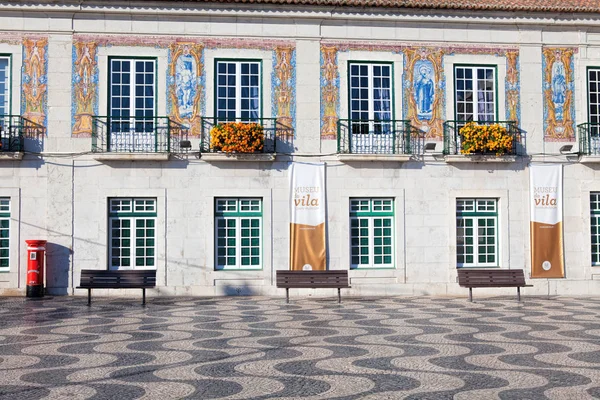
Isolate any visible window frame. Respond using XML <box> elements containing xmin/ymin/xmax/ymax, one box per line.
<box><xmin>0</xmin><ymin>54</ymin><xmax>12</xmax><ymax>117</ymax></box>
<box><xmin>453</xmin><ymin>64</ymin><xmax>498</xmax><ymax>122</ymax></box>
<box><xmin>0</xmin><ymin>198</ymin><xmax>10</xmax><ymax>271</ymax></box>
<box><xmin>214</xmin><ymin>197</ymin><xmax>263</xmax><ymax>271</ymax></box>
<box><xmin>349</xmin><ymin>198</ymin><xmax>395</xmax><ymax>270</ymax></box>
<box><xmin>588</xmin><ymin>66</ymin><xmax>600</xmax><ymax>126</ymax></box>
<box><xmin>346</xmin><ymin>60</ymin><xmax>395</xmax><ymax>122</ymax></box>
<box><xmin>213</xmin><ymin>58</ymin><xmax>263</xmax><ymax>121</ymax></box>
<box><xmin>108</xmin><ymin>197</ymin><xmax>157</xmax><ymax>270</ymax></box>
<box><xmin>590</xmin><ymin>192</ymin><xmax>600</xmax><ymax>266</ymax></box>
<box><xmin>456</xmin><ymin>198</ymin><xmax>499</xmax><ymax>268</ymax></box>
<box><xmin>107</xmin><ymin>56</ymin><xmax>158</xmax><ymax>119</ymax></box>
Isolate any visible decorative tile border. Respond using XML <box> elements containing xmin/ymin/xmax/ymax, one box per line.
<box><xmin>320</xmin><ymin>41</ymin><xmax>520</xmax><ymax>140</ymax></box>
<box><xmin>72</xmin><ymin>35</ymin><xmax>296</xmax><ymax>138</ymax></box>
<box><xmin>542</xmin><ymin>47</ymin><xmax>576</xmax><ymax>142</ymax></box>
<box><xmin>22</xmin><ymin>37</ymin><xmax>48</xmax><ymax>129</ymax></box>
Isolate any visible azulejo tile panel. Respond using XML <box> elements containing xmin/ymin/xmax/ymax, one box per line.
<box><xmin>22</xmin><ymin>37</ymin><xmax>48</xmax><ymax>129</ymax></box>
<box><xmin>72</xmin><ymin>35</ymin><xmax>296</xmax><ymax>138</ymax></box>
<box><xmin>320</xmin><ymin>41</ymin><xmax>521</xmax><ymax>140</ymax></box>
<box><xmin>543</xmin><ymin>47</ymin><xmax>576</xmax><ymax>142</ymax></box>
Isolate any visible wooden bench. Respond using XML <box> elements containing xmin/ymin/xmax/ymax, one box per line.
<box><xmin>457</xmin><ymin>268</ymin><xmax>532</xmax><ymax>302</ymax></box>
<box><xmin>276</xmin><ymin>270</ymin><xmax>350</xmax><ymax>303</ymax></box>
<box><xmin>77</xmin><ymin>269</ymin><xmax>156</xmax><ymax>306</ymax></box>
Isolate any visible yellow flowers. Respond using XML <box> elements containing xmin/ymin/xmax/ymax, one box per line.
<box><xmin>460</xmin><ymin>122</ymin><xmax>513</xmax><ymax>156</ymax></box>
<box><xmin>210</xmin><ymin>122</ymin><xmax>264</xmax><ymax>153</ymax></box>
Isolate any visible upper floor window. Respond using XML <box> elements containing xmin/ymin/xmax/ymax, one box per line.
<box><xmin>216</xmin><ymin>60</ymin><xmax>261</xmax><ymax>121</ymax></box>
<box><xmin>349</xmin><ymin>62</ymin><xmax>392</xmax><ymax>126</ymax></box>
<box><xmin>108</xmin><ymin>58</ymin><xmax>156</xmax><ymax>152</ymax></box>
<box><xmin>0</xmin><ymin>56</ymin><xmax>10</xmax><ymax>116</ymax></box>
<box><xmin>454</xmin><ymin>66</ymin><xmax>496</xmax><ymax>122</ymax></box>
<box><xmin>588</xmin><ymin>68</ymin><xmax>600</xmax><ymax>137</ymax></box>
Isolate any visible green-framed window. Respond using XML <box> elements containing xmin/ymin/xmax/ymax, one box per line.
<box><xmin>215</xmin><ymin>60</ymin><xmax>261</xmax><ymax>121</ymax></box>
<box><xmin>454</xmin><ymin>65</ymin><xmax>497</xmax><ymax>122</ymax></box>
<box><xmin>0</xmin><ymin>198</ymin><xmax>10</xmax><ymax>270</ymax></box>
<box><xmin>108</xmin><ymin>198</ymin><xmax>156</xmax><ymax>270</ymax></box>
<box><xmin>350</xmin><ymin>198</ymin><xmax>394</xmax><ymax>269</ymax></box>
<box><xmin>591</xmin><ymin>193</ymin><xmax>600</xmax><ymax>265</ymax></box>
<box><xmin>215</xmin><ymin>198</ymin><xmax>262</xmax><ymax>270</ymax></box>
<box><xmin>456</xmin><ymin>198</ymin><xmax>498</xmax><ymax>267</ymax></box>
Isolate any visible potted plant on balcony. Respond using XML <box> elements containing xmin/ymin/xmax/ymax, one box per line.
<box><xmin>210</xmin><ymin>122</ymin><xmax>264</xmax><ymax>153</ymax></box>
<box><xmin>460</xmin><ymin>122</ymin><xmax>514</xmax><ymax>156</ymax></box>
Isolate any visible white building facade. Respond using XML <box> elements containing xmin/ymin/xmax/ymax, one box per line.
<box><xmin>0</xmin><ymin>0</ymin><xmax>599</xmax><ymax>297</ymax></box>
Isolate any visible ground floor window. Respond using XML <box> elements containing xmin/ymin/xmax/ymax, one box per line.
<box><xmin>0</xmin><ymin>198</ymin><xmax>9</xmax><ymax>270</ymax></box>
<box><xmin>108</xmin><ymin>198</ymin><xmax>156</xmax><ymax>269</ymax></box>
<box><xmin>215</xmin><ymin>198</ymin><xmax>262</xmax><ymax>270</ymax></box>
<box><xmin>456</xmin><ymin>198</ymin><xmax>498</xmax><ymax>267</ymax></box>
<box><xmin>591</xmin><ymin>193</ymin><xmax>600</xmax><ymax>265</ymax></box>
<box><xmin>350</xmin><ymin>198</ymin><xmax>394</xmax><ymax>269</ymax></box>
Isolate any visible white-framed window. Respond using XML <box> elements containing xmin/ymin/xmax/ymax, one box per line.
<box><xmin>0</xmin><ymin>198</ymin><xmax>10</xmax><ymax>270</ymax></box>
<box><xmin>591</xmin><ymin>193</ymin><xmax>600</xmax><ymax>266</ymax></box>
<box><xmin>108</xmin><ymin>198</ymin><xmax>156</xmax><ymax>270</ymax></box>
<box><xmin>215</xmin><ymin>60</ymin><xmax>261</xmax><ymax>121</ymax></box>
<box><xmin>0</xmin><ymin>56</ymin><xmax>10</xmax><ymax>116</ymax></box>
<box><xmin>350</xmin><ymin>198</ymin><xmax>394</xmax><ymax>269</ymax></box>
<box><xmin>454</xmin><ymin>65</ymin><xmax>496</xmax><ymax>122</ymax></box>
<box><xmin>588</xmin><ymin>68</ymin><xmax>600</xmax><ymax>138</ymax></box>
<box><xmin>456</xmin><ymin>198</ymin><xmax>498</xmax><ymax>267</ymax></box>
<box><xmin>108</xmin><ymin>58</ymin><xmax>156</xmax><ymax>151</ymax></box>
<box><xmin>215</xmin><ymin>198</ymin><xmax>262</xmax><ymax>270</ymax></box>
<box><xmin>349</xmin><ymin>62</ymin><xmax>393</xmax><ymax>125</ymax></box>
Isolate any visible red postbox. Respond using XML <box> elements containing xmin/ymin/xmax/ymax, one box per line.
<box><xmin>26</xmin><ymin>240</ymin><xmax>47</xmax><ymax>298</ymax></box>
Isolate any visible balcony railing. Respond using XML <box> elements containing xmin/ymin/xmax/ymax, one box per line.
<box><xmin>578</xmin><ymin>123</ymin><xmax>600</xmax><ymax>156</ymax></box>
<box><xmin>0</xmin><ymin>115</ymin><xmax>43</xmax><ymax>152</ymax></box>
<box><xmin>200</xmin><ymin>117</ymin><xmax>278</xmax><ymax>154</ymax></box>
<box><xmin>91</xmin><ymin>116</ymin><xmax>189</xmax><ymax>153</ymax></box>
<box><xmin>443</xmin><ymin>120</ymin><xmax>523</xmax><ymax>155</ymax></box>
<box><xmin>337</xmin><ymin>119</ymin><xmax>424</xmax><ymax>155</ymax></box>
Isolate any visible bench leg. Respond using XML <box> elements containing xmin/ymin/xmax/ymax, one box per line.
<box><xmin>468</xmin><ymin>288</ymin><xmax>473</xmax><ymax>302</ymax></box>
<box><xmin>338</xmin><ymin>288</ymin><xmax>341</xmax><ymax>304</ymax></box>
<box><xmin>517</xmin><ymin>286</ymin><xmax>521</xmax><ymax>302</ymax></box>
<box><xmin>87</xmin><ymin>289</ymin><xmax>91</xmax><ymax>306</ymax></box>
<box><xmin>142</xmin><ymin>288</ymin><xmax>146</xmax><ymax>306</ymax></box>
<box><xmin>286</xmin><ymin>288</ymin><xmax>289</xmax><ymax>304</ymax></box>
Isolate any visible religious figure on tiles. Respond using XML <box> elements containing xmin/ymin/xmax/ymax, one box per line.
<box><xmin>551</xmin><ymin>59</ymin><xmax>567</xmax><ymax>121</ymax></box>
<box><xmin>413</xmin><ymin>61</ymin><xmax>434</xmax><ymax>120</ymax></box>
<box><xmin>175</xmin><ymin>45</ymin><xmax>197</xmax><ymax>119</ymax></box>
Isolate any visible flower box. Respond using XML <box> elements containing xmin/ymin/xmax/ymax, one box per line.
<box><xmin>210</xmin><ymin>122</ymin><xmax>264</xmax><ymax>153</ymax></box>
<box><xmin>459</xmin><ymin>122</ymin><xmax>513</xmax><ymax>156</ymax></box>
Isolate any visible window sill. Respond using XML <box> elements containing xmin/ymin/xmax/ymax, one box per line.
<box><xmin>201</xmin><ymin>153</ymin><xmax>276</xmax><ymax>162</ymax></box>
<box><xmin>337</xmin><ymin>154</ymin><xmax>412</xmax><ymax>162</ymax></box>
<box><xmin>579</xmin><ymin>155</ymin><xmax>600</xmax><ymax>164</ymax></box>
<box><xmin>93</xmin><ymin>153</ymin><xmax>170</xmax><ymax>161</ymax></box>
<box><xmin>445</xmin><ymin>154</ymin><xmax>518</xmax><ymax>163</ymax></box>
<box><xmin>0</xmin><ymin>152</ymin><xmax>24</xmax><ymax>161</ymax></box>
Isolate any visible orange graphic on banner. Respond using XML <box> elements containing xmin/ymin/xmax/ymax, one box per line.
<box><xmin>530</xmin><ymin>221</ymin><xmax>564</xmax><ymax>278</ymax></box>
<box><xmin>290</xmin><ymin>223</ymin><xmax>326</xmax><ymax>271</ymax></box>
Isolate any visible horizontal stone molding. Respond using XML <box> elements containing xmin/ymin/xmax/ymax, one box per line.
<box><xmin>337</xmin><ymin>154</ymin><xmax>413</xmax><ymax>162</ymax></box>
<box><xmin>0</xmin><ymin>152</ymin><xmax>24</xmax><ymax>161</ymax></box>
<box><xmin>92</xmin><ymin>153</ymin><xmax>170</xmax><ymax>161</ymax></box>
<box><xmin>444</xmin><ymin>154</ymin><xmax>519</xmax><ymax>163</ymax></box>
<box><xmin>200</xmin><ymin>153</ymin><xmax>276</xmax><ymax>162</ymax></box>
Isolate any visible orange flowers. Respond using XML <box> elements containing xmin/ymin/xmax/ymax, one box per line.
<box><xmin>210</xmin><ymin>122</ymin><xmax>264</xmax><ymax>153</ymax></box>
<box><xmin>460</xmin><ymin>122</ymin><xmax>513</xmax><ymax>156</ymax></box>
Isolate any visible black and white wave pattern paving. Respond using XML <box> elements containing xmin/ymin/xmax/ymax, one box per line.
<box><xmin>1</xmin><ymin>296</ymin><xmax>600</xmax><ymax>399</ymax></box>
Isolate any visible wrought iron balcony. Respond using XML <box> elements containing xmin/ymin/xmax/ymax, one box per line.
<box><xmin>91</xmin><ymin>116</ymin><xmax>189</xmax><ymax>153</ymax></box>
<box><xmin>0</xmin><ymin>115</ymin><xmax>43</xmax><ymax>152</ymax></box>
<box><xmin>337</xmin><ymin>119</ymin><xmax>424</xmax><ymax>155</ymax></box>
<box><xmin>578</xmin><ymin>123</ymin><xmax>600</xmax><ymax>156</ymax></box>
<box><xmin>200</xmin><ymin>117</ymin><xmax>278</xmax><ymax>154</ymax></box>
<box><xmin>443</xmin><ymin>120</ymin><xmax>523</xmax><ymax>156</ymax></box>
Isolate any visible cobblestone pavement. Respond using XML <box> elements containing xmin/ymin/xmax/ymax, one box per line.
<box><xmin>1</xmin><ymin>296</ymin><xmax>600</xmax><ymax>399</ymax></box>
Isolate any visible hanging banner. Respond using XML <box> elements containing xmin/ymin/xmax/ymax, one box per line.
<box><xmin>289</xmin><ymin>162</ymin><xmax>326</xmax><ymax>271</ymax></box>
<box><xmin>530</xmin><ymin>164</ymin><xmax>564</xmax><ymax>278</ymax></box>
